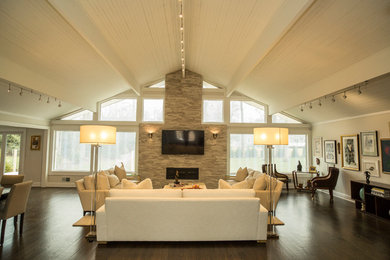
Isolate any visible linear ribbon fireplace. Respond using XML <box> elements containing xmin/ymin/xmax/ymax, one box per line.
<box><xmin>166</xmin><ymin>168</ymin><xmax>199</xmax><ymax>180</ymax></box>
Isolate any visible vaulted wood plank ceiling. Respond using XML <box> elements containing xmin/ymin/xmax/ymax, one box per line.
<box><xmin>0</xmin><ymin>0</ymin><xmax>389</xmax><ymax>121</ymax></box>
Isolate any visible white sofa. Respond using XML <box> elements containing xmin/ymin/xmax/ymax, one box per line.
<box><xmin>96</xmin><ymin>189</ymin><xmax>268</xmax><ymax>243</ymax></box>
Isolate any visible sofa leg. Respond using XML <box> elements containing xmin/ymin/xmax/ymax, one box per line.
<box><xmin>257</xmin><ymin>240</ymin><xmax>267</xmax><ymax>244</ymax></box>
<box><xmin>98</xmin><ymin>241</ymin><xmax>107</xmax><ymax>245</ymax></box>
<box><xmin>311</xmin><ymin>189</ymin><xmax>316</xmax><ymax>200</ymax></box>
<box><xmin>286</xmin><ymin>182</ymin><xmax>289</xmax><ymax>191</ymax></box>
<box><xmin>83</xmin><ymin>211</ymin><xmax>86</xmax><ymax>216</ymax></box>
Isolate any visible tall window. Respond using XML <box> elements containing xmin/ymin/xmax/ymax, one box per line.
<box><xmin>273</xmin><ymin>135</ymin><xmax>307</xmax><ymax>172</ymax></box>
<box><xmin>203</xmin><ymin>100</ymin><xmax>223</xmax><ymax>123</ymax></box>
<box><xmin>53</xmin><ymin>131</ymin><xmax>91</xmax><ymax>171</ymax></box>
<box><xmin>62</xmin><ymin>110</ymin><xmax>93</xmax><ymax>120</ymax></box>
<box><xmin>230</xmin><ymin>101</ymin><xmax>265</xmax><ymax>123</ymax></box>
<box><xmin>230</xmin><ymin>134</ymin><xmax>265</xmax><ymax>174</ymax></box>
<box><xmin>100</xmin><ymin>99</ymin><xmax>137</xmax><ymax>121</ymax></box>
<box><xmin>143</xmin><ymin>99</ymin><xmax>164</xmax><ymax>122</ymax></box>
<box><xmin>272</xmin><ymin>113</ymin><xmax>301</xmax><ymax>124</ymax></box>
<box><xmin>99</xmin><ymin>132</ymin><xmax>136</xmax><ymax>172</ymax></box>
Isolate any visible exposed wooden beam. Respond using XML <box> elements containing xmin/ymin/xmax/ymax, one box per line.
<box><xmin>226</xmin><ymin>0</ymin><xmax>314</xmax><ymax>97</ymax></box>
<box><xmin>48</xmin><ymin>0</ymin><xmax>141</xmax><ymax>95</ymax></box>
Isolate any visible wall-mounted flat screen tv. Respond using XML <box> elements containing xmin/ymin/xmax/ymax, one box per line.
<box><xmin>162</xmin><ymin>130</ymin><xmax>204</xmax><ymax>155</ymax></box>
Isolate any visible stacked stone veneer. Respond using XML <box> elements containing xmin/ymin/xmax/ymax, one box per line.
<box><xmin>138</xmin><ymin>70</ymin><xmax>227</xmax><ymax>188</ymax></box>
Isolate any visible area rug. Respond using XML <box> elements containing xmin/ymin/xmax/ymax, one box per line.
<box><xmin>72</xmin><ymin>215</ymin><xmax>95</xmax><ymax>227</ymax></box>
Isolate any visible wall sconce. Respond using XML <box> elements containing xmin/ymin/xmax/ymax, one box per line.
<box><xmin>213</xmin><ymin>133</ymin><xmax>218</xmax><ymax>139</ymax></box>
<box><xmin>148</xmin><ymin>132</ymin><xmax>153</xmax><ymax>139</ymax></box>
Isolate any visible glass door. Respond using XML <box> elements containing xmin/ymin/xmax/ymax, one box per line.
<box><xmin>1</xmin><ymin>133</ymin><xmax>22</xmax><ymax>175</ymax></box>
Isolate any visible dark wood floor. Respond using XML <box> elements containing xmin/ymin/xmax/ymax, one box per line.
<box><xmin>0</xmin><ymin>187</ymin><xmax>389</xmax><ymax>260</ymax></box>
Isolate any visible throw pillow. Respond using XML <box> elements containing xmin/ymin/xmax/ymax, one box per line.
<box><xmin>107</xmin><ymin>174</ymin><xmax>120</xmax><ymax>188</ymax></box>
<box><xmin>252</xmin><ymin>171</ymin><xmax>263</xmax><ymax>179</ymax></box>
<box><xmin>114</xmin><ymin>164</ymin><xmax>127</xmax><ymax>181</ymax></box>
<box><xmin>245</xmin><ymin>176</ymin><xmax>256</xmax><ymax>188</ymax></box>
<box><xmin>253</xmin><ymin>174</ymin><xmax>267</xmax><ymax>190</ymax></box>
<box><xmin>234</xmin><ymin>167</ymin><xmax>248</xmax><ymax>182</ymax></box>
<box><xmin>218</xmin><ymin>179</ymin><xmax>232</xmax><ymax>189</ymax></box>
<box><xmin>83</xmin><ymin>175</ymin><xmax>95</xmax><ymax>190</ymax></box>
<box><xmin>122</xmin><ymin>179</ymin><xmax>137</xmax><ymax>189</ymax></box>
<box><xmin>137</xmin><ymin>178</ymin><xmax>153</xmax><ymax>189</ymax></box>
<box><xmin>97</xmin><ymin>170</ymin><xmax>107</xmax><ymax>176</ymax></box>
<box><xmin>97</xmin><ymin>174</ymin><xmax>110</xmax><ymax>190</ymax></box>
<box><xmin>232</xmin><ymin>180</ymin><xmax>250</xmax><ymax>189</ymax></box>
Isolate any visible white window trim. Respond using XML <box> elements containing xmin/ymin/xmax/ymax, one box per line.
<box><xmin>0</xmin><ymin>128</ymin><xmax>26</xmax><ymax>177</ymax></box>
<box><xmin>98</xmin><ymin>97</ymin><xmax>138</xmax><ymax>122</ymax></box>
<box><xmin>271</xmin><ymin>111</ymin><xmax>305</xmax><ymax>124</ymax></box>
<box><xmin>228</xmin><ymin>98</ymin><xmax>268</xmax><ymax>124</ymax></box>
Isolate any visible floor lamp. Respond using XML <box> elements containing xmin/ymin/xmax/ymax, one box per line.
<box><xmin>254</xmin><ymin>127</ymin><xmax>288</xmax><ymax>239</ymax></box>
<box><xmin>80</xmin><ymin>125</ymin><xmax>116</xmax><ymax>241</ymax></box>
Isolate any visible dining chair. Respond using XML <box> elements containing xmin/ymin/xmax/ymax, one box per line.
<box><xmin>0</xmin><ymin>175</ymin><xmax>25</xmax><ymax>188</ymax></box>
<box><xmin>0</xmin><ymin>181</ymin><xmax>33</xmax><ymax>246</ymax></box>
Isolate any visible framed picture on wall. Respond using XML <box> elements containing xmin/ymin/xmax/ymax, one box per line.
<box><xmin>313</xmin><ymin>137</ymin><xmax>322</xmax><ymax>157</ymax></box>
<box><xmin>362</xmin><ymin>159</ymin><xmax>380</xmax><ymax>177</ymax></box>
<box><xmin>341</xmin><ymin>134</ymin><xmax>360</xmax><ymax>171</ymax></box>
<box><xmin>380</xmin><ymin>138</ymin><xmax>390</xmax><ymax>174</ymax></box>
<box><xmin>324</xmin><ymin>140</ymin><xmax>337</xmax><ymax>164</ymax></box>
<box><xmin>361</xmin><ymin>131</ymin><xmax>378</xmax><ymax>156</ymax></box>
<box><xmin>31</xmin><ymin>135</ymin><xmax>41</xmax><ymax>150</ymax></box>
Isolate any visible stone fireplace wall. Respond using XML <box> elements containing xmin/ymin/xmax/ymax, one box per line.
<box><xmin>138</xmin><ymin>70</ymin><xmax>227</xmax><ymax>188</ymax></box>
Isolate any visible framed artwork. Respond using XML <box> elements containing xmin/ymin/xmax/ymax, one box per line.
<box><xmin>324</xmin><ymin>140</ymin><xmax>337</xmax><ymax>164</ymax></box>
<box><xmin>31</xmin><ymin>135</ymin><xmax>41</xmax><ymax>150</ymax></box>
<box><xmin>309</xmin><ymin>166</ymin><xmax>317</xmax><ymax>173</ymax></box>
<box><xmin>360</xmin><ymin>131</ymin><xmax>378</xmax><ymax>156</ymax></box>
<box><xmin>341</xmin><ymin>134</ymin><xmax>360</xmax><ymax>171</ymax></box>
<box><xmin>380</xmin><ymin>138</ymin><xmax>390</xmax><ymax>174</ymax></box>
<box><xmin>313</xmin><ymin>137</ymin><xmax>322</xmax><ymax>157</ymax></box>
<box><xmin>362</xmin><ymin>159</ymin><xmax>379</xmax><ymax>177</ymax></box>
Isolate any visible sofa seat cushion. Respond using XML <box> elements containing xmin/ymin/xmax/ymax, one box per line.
<box><xmin>109</xmin><ymin>189</ymin><xmax>182</xmax><ymax>197</ymax></box>
<box><xmin>183</xmin><ymin>189</ymin><xmax>255</xmax><ymax>198</ymax></box>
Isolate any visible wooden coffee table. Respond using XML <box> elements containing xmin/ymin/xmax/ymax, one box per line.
<box><xmin>163</xmin><ymin>183</ymin><xmax>207</xmax><ymax>189</ymax></box>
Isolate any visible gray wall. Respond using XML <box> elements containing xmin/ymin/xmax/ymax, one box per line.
<box><xmin>312</xmin><ymin>111</ymin><xmax>390</xmax><ymax>198</ymax></box>
<box><xmin>138</xmin><ymin>70</ymin><xmax>227</xmax><ymax>188</ymax></box>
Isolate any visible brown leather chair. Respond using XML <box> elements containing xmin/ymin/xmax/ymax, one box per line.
<box><xmin>0</xmin><ymin>181</ymin><xmax>33</xmax><ymax>246</ymax></box>
<box><xmin>310</xmin><ymin>167</ymin><xmax>339</xmax><ymax>202</ymax></box>
<box><xmin>262</xmin><ymin>164</ymin><xmax>289</xmax><ymax>191</ymax></box>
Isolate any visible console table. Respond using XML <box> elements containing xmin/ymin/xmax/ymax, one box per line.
<box><xmin>351</xmin><ymin>180</ymin><xmax>390</xmax><ymax>219</ymax></box>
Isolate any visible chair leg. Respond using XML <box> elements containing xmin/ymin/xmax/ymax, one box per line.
<box><xmin>20</xmin><ymin>213</ymin><xmax>24</xmax><ymax>235</ymax></box>
<box><xmin>83</xmin><ymin>211</ymin><xmax>86</xmax><ymax>216</ymax></box>
<box><xmin>14</xmin><ymin>216</ymin><xmax>18</xmax><ymax>229</ymax></box>
<box><xmin>311</xmin><ymin>189</ymin><xmax>316</xmax><ymax>200</ymax></box>
<box><xmin>286</xmin><ymin>181</ymin><xmax>289</xmax><ymax>191</ymax></box>
<box><xmin>1</xmin><ymin>219</ymin><xmax>6</xmax><ymax>246</ymax></box>
<box><xmin>329</xmin><ymin>189</ymin><xmax>334</xmax><ymax>203</ymax></box>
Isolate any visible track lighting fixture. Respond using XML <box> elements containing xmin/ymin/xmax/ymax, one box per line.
<box><xmin>47</xmin><ymin>97</ymin><xmax>50</xmax><ymax>104</ymax></box>
<box><xmin>309</xmin><ymin>103</ymin><xmax>312</xmax><ymax>109</ymax></box>
<box><xmin>358</xmin><ymin>87</ymin><xmax>362</xmax><ymax>95</ymax></box>
<box><xmin>318</xmin><ymin>99</ymin><xmax>322</xmax><ymax>106</ymax></box>
<box><xmin>343</xmin><ymin>92</ymin><xmax>347</xmax><ymax>99</ymax></box>
<box><xmin>300</xmin><ymin>106</ymin><xmax>304</xmax><ymax>112</ymax></box>
<box><xmin>8</xmin><ymin>83</ymin><xmax>11</xmax><ymax>93</ymax></box>
<box><xmin>332</xmin><ymin>96</ymin><xmax>336</xmax><ymax>102</ymax></box>
<box><xmin>39</xmin><ymin>94</ymin><xmax>42</xmax><ymax>101</ymax></box>
<box><xmin>19</xmin><ymin>88</ymin><xmax>23</xmax><ymax>96</ymax></box>
<box><xmin>58</xmin><ymin>101</ymin><xmax>62</xmax><ymax>108</ymax></box>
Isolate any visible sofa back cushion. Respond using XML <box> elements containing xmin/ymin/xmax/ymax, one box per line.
<box><xmin>109</xmin><ymin>189</ymin><xmax>182</xmax><ymax>198</ymax></box>
<box><xmin>183</xmin><ymin>189</ymin><xmax>255</xmax><ymax>198</ymax></box>
<box><xmin>253</xmin><ymin>174</ymin><xmax>267</xmax><ymax>190</ymax></box>
<box><xmin>234</xmin><ymin>167</ymin><xmax>248</xmax><ymax>182</ymax></box>
<box><xmin>107</xmin><ymin>174</ymin><xmax>120</xmax><ymax>188</ymax></box>
<box><xmin>103</xmin><ymin>197</ymin><xmax>260</xmax><ymax>241</ymax></box>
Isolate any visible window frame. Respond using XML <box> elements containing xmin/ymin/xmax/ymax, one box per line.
<box><xmin>202</xmin><ymin>97</ymin><xmax>225</xmax><ymax>124</ymax></box>
<box><xmin>271</xmin><ymin>112</ymin><xmax>304</xmax><ymax>124</ymax></box>
<box><xmin>99</xmin><ymin>97</ymin><xmax>138</xmax><ymax>122</ymax></box>
<box><xmin>228</xmin><ymin>97</ymin><xmax>267</xmax><ymax>125</ymax></box>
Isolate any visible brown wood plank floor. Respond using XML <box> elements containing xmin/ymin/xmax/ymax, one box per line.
<box><xmin>0</xmin><ymin>188</ymin><xmax>389</xmax><ymax>260</ymax></box>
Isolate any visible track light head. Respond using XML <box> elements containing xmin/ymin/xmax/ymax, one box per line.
<box><xmin>332</xmin><ymin>96</ymin><xmax>336</xmax><ymax>102</ymax></box>
<box><xmin>19</xmin><ymin>89</ymin><xmax>23</xmax><ymax>96</ymax></box>
<box><xmin>47</xmin><ymin>97</ymin><xmax>50</xmax><ymax>104</ymax></box>
<box><xmin>309</xmin><ymin>103</ymin><xmax>312</xmax><ymax>109</ymax></box>
<box><xmin>358</xmin><ymin>87</ymin><xmax>362</xmax><ymax>95</ymax></box>
<box><xmin>300</xmin><ymin>106</ymin><xmax>304</xmax><ymax>112</ymax></box>
<box><xmin>343</xmin><ymin>92</ymin><xmax>347</xmax><ymax>99</ymax></box>
<box><xmin>318</xmin><ymin>100</ymin><xmax>322</xmax><ymax>106</ymax></box>
<box><xmin>58</xmin><ymin>101</ymin><xmax>62</xmax><ymax>108</ymax></box>
<box><xmin>39</xmin><ymin>95</ymin><xmax>42</xmax><ymax>101</ymax></box>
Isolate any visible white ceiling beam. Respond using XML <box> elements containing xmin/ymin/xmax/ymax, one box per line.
<box><xmin>268</xmin><ymin>46</ymin><xmax>390</xmax><ymax>114</ymax></box>
<box><xmin>226</xmin><ymin>0</ymin><xmax>314</xmax><ymax>97</ymax></box>
<box><xmin>48</xmin><ymin>0</ymin><xmax>141</xmax><ymax>95</ymax></box>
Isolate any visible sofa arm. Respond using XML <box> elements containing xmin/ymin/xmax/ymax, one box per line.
<box><xmin>78</xmin><ymin>190</ymin><xmax>110</xmax><ymax>212</ymax></box>
<box><xmin>256</xmin><ymin>204</ymin><xmax>268</xmax><ymax>241</ymax></box>
<box><xmin>96</xmin><ymin>205</ymin><xmax>107</xmax><ymax>242</ymax></box>
<box><xmin>254</xmin><ymin>190</ymin><xmax>280</xmax><ymax>211</ymax></box>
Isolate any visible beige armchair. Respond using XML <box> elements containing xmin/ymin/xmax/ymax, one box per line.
<box><xmin>254</xmin><ymin>179</ymin><xmax>283</xmax><ymax>212</ymax></box>
<box><xmin>0</xmin><ymin>181</ymin><xmax>33</xmax><ymax>246</ymax></box>
<box><xmin>75</xmin><ymin>179</ymin><xmax>109</xmax><ymax>216</ymax></box>
<box><xmin>0</xmin><ymin>175</ymin><xmax>24</xmax><ymax>188</ymax></box>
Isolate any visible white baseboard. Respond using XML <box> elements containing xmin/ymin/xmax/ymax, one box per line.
<box><xmin>317</xmin><ymin>189</ymin><xmax>354</xmax><ymax>203</ymax></box>
<box><xmin>32</xmin><ymin>182</ymin><xmax>41</xmax><ymax>187</ymax></box>
<box><xmin>44</xmin><ymin>182</ymin><xmax>75</xmax><ymax>188</ymax></box>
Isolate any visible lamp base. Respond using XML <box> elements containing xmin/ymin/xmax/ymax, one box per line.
<box><xmin>267</xmin><ymin>230</ymin><xmax>279</xmax><ymax>239</ymax></box>
<box><xmin>86</xmin><ymin>231</ymin><xmax>96</xmax><ymax>242</ymax></box>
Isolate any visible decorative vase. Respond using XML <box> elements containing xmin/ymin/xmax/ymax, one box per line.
<box><xmin>297</xmin><ymin>161</ymin><xmax>302</xmax><ymax>172</ymax></box>
<box><xmin>359</xmin><ymin>187</ymin><xmax>365</xmax><ymax>201</ymax></box>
